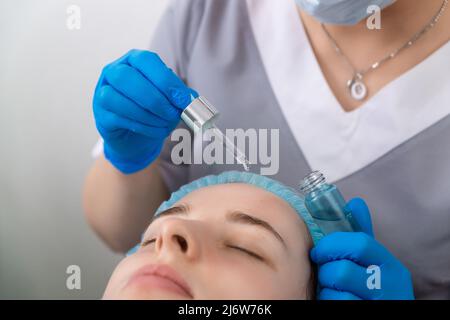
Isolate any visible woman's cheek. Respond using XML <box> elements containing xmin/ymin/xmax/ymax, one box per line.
<box><xmin>202</xmin><ymin>254</ymin><xmax>278</xmax><ymax>299</ymax></box>
<box><xmin>103</xmin><ymin>254</ymin><xmax>149</xmax><ymax>299</ymax></box>
<box><xmin>103</xmin><ymin>258</ymin><xmax>131</xmax><ymax>298</ymax></box>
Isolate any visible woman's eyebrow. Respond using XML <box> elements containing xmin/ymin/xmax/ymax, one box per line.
<box><xmin>227</xmin><ymin>211</ymin><xmax>287</xmax><ymax>249</ymax></box>
<box><xmin>151</xmin><ymin>204</ymin><xmax>189</xmax><ymax>222</ymax></box>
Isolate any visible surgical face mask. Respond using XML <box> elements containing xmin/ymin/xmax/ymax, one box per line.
<box><xmin>295</xmin><ymin>0</ymin><xmax>397</xmax><ymax>25</ymax></box>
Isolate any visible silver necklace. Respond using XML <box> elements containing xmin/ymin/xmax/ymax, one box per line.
<box><xmin>321</xmin><ymin>0</ymin><xmax>448</xmax><ymax>101</ymax></box>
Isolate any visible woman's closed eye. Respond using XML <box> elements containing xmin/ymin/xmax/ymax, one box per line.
<box><xmin>227</xmin><ymin>245</ymin><xmax>264</xmax><ymax>262</ymax></box>
<box><xmin>141</xmin><ymin>237</ymin><xmax>266</xmax><ymax>262</ymax></box>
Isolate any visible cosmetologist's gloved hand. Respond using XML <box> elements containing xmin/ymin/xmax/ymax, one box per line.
<box><xmin>310</xmin><ymin>198</ymin><xmax>415</xmax><ymax>300</ymax></box>
<box><xmin>93</xmin><ymin>49</ymin><xmax>198</xmax><ymax>174</ymax></box>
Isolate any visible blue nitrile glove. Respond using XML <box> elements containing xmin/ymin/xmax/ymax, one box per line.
<box><xmin>310</xmin><ymin>198</ymin><xmax>415</xmax><ymax>300</ymax></box>
<box><xmin>93</xmin><ymin>49</ymin><xmax>198</xmax><ymax>174</ymax></box>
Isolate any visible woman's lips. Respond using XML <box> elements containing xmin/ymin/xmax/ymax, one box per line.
<box><xmin>127</xmin><ymin>264</ymin><xmax>193</xmax><ymax>298</ymax></box>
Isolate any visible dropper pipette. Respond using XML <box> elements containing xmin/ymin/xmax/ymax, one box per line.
<box><xmin>181</xmin><ymin>96</ymin><xmax>251</xmax><ymax>171</ymax></box>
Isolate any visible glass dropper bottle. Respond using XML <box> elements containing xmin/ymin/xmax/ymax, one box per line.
<box><xmin>299</xmin><ymin>171</ymin><xmax>361</xmax><ymax>235</ymax></box>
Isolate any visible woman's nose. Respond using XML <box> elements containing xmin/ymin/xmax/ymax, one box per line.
<box><xmin>155</xmin><ymin>219</ymin><xmax>201</xmax><ymax>260</ymax></box>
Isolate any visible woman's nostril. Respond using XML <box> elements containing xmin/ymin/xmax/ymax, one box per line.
<box><xmin>173</xmin><ymin>235</ymin><xmax>188</xmax><ymax>252</ymax></box>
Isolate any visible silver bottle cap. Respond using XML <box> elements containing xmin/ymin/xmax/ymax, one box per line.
<box><xmin>181</xmin><ymin>96</ymin><xmax>219</xmax><ymax>133</ymax></box>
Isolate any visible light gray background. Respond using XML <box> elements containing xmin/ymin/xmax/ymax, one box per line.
<box><xmin>0</xmin><ymin>0</ymin><xmax>169</xmax><ymax>299</ymax></box>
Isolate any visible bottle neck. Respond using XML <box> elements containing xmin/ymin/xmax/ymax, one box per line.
<box><xmin>299</xmin><ymin>171</ymin><xmax>327</xmax><ymax>195</ymax></box>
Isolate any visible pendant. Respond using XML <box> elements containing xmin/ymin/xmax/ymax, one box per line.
<box><xmin>347</xmin><ymin>74</ymin><xmax>368</xmax><ymax>101</ymax></box>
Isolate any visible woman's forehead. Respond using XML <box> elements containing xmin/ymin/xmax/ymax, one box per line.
<box><xmin>177</xmin><ymin>183</ymin><xmax>290</xmax><ymax>211</ymax></box>
<box><xmin>173</xmin><ymin>183</ymin><xmax>306</xmax><ymax>235</ymax></box>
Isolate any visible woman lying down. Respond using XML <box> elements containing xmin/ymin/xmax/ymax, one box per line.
<box><xmin>102</xmin><ymin>171</ymin><xmax>414</xmax><ymax>300</ymax></box>
<box><xmin>103</xmin><ymin>171</ymin><xmax>325</xmax><ymax>299</ymax></box>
